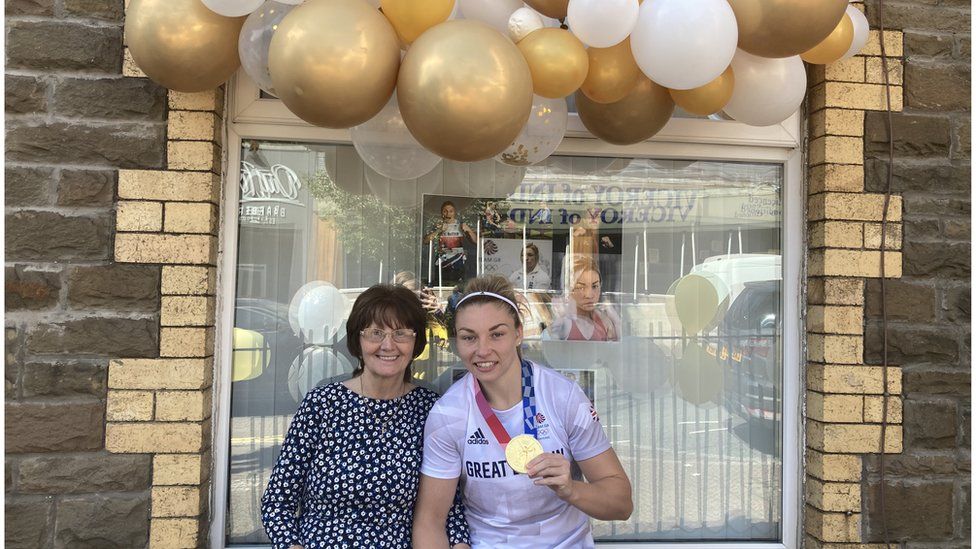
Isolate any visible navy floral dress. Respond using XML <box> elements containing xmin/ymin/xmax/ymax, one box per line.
<box><xmin>261</xmin><ymin>382</ymin><xmax>470</xmax><ymax>548</ymax></box>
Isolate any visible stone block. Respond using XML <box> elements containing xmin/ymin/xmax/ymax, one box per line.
<box><xmin>809</xmin><ymin>334</ymin><xmax>863</xmax><ymax>364</ymax></box>
<box><xmin>123</xmin><ymin>48</ymin><xmax>146</xmax><ymax>78</ymax></box>
<box><xmin>57</xmin><ymin>169</ymin><xmax>116</xmax><ymax>207</ymax></box>
<box><xmin>807</xmin><ymin>420</ymin><xmax>902</xmax><ymax>453</ymax></box>
<box><xmin>118</xmin><ymin>170</ymin><xmax>218</xmax><ymax>202</ymax></box>
<box><xmin>811</xmin><ymin>278</ymin><xmax>864</xmax><ymax>306</ymax></box>
<box><xmin>905</xmin><ymin>31</ymin><xmax>953</xmax><ymax>59</ymax></box>
<box><xmin>52</xmin><ymin>77</ymin><xmax>166</xmax><ymax>120</ymax></box>
<box><xmin>67</xmin><ymin>264</ymin><xmax>161</xmax><ymax>312</ymax></box>
<box><xmin>813</xmin><ymin>109</ymin><xmax>865</xmax><ymax>138</ymax></box>
<box><xmin>806</xmin><ymin>478</ymin><xmax>861</xmax><ymax>512</ymax></box>
<box><xmin>161</xmin><ymin>296</ymin><xmax>214</xmax><ymax>326</ymax></box>
<box><xmin>149</xmin><ymin>517</ymin><xmax>199</xmax><ymax>548</ymax></box>
<box><xmin>807</xmin><ymin>364</ymin><xmax>902</xmax><ymax>395</ymax></box>
<box><xmin>5</xmin><ymin>265</ymin><xmax>61</xmax><ymax>310</ymax></box>
<box><xmin>5</xmin><ymin>165</ymin><xmax>55</xmax><ymax>206</ymax></box>
<box><xmin>6</xmin><ymin>400</ymin><xmax>104</xmax><ymax>453</ymax></box>
<box><xmin>105</xmin><ymin>422</ymin><xmax>203</xmax><ymax>453</ymax></box>
<box><xmin>862</xmin><ymin>222</ymin><xmax>902</xmax><ymax>250</ymax></box>
<box><xmin>951</xmin><ymin>115</ymin><xmax>970</xmax><ymax>160</ymax></box>
<box><xmin>6</xmin><ymin>210</ymin><xmax>110</xmax><ymax>261</ymax></box>
<box><xmin>107</xmin><ymin>390</ymin><xmax>155</xmax><ymax>421</ymax></box>
<box><xmin>905</xmin><ymin>398</ymin><xmax>958</xmax><ymax>449</ymax></box>
<box><xmin>809</xmin><ymin>135</ymin><xmax>864</xmax><ymax>166</ymax></box>
<box><xmin>865</xmin><ymin>158</ymin><xmax>970</xmax><ymax>194</ymax></box>
<box><xmin>109</xmin><ymin>358</ymin><xmax>211</xmax><ymax>390</ymax></box>
<box><xmin>153</xmin><ymin>454</ymin><xmax>204</xmax><ymax>486</ymax></box>
<box><xmin>863</xmin><ymin>395</ymin><xmax>903</xmax><ymax>424</ymax></box>
<box><xmin>864</xmin><ymin>56</ymin><xmax>903</xmax><ymax>86</ymax></box>
<box><xmin>151</xmin><ymin>486</ymin><xmax>201</xmax><ymax>517</ymax></box>
<box><xmin>865</xmin><ymin>111</ymin><xmax>951</xmax><ymax>158</ymax></box>
<box><xmin>808</xmin><ymin>164</ymin><xmax>864</xmax><ymax>193</ymax></box>
<box><xmin>903</xmin><ymin>366</ymin><xmax>971</xmax><ymax>397</ymax></box>
<box><xmin>806</xmin><ymin>450</ymin><xmax>861</xmax><ymax>482</ymax></box>
<box><xmin>865</xmin><ymin>278</ymin><xmax>936</xmax><ymax>322</ymax></box>
<box><xmin>159</xmin><ymin>327</ymin><xmax>214</xmax><ymax>358</ymax></box>
<box><xmin>940</xmin><ymin>285</ymin><xmax>970</xmax><ymax>323</ymax></box>
<box><xmin>6</xmin><ymin>0</ymin><xmax>55</xmax><ymax>15</ymax></box>
<box><xmin>865</xmin><ymin>322</ymin><xmax>961</xmax><ymax>366</ymax></box>
<box><xmin>815</xmin><ymin>305</ymin><xmax>863</xmax><ymax>335</ymax></box>
<box><xmin>55</xmin><ymin>493</ymin><xmax>150</xmax><ymax>548</ymax></box>
<box><xmin>169</xmin><ymin>88</ymin><xmax>223</xmax><ymax>111</ymax></box>
<box><xmin>807</xmin><ymin>391</ymin><xmax>863</xmax><ymax>423</ymax></box>
<box><xmin>22</xmin><ymin>360</ymin><xmax>107</xmax><ymax>398</ymax></box>
<box><xmin>865</xmin><ymin>451</ymin><xmax>969</xmax><ymax>478</ymax></box>
<box><xmin>905</xmin><ymin>60</ymin><xmax>970</xmax><ymax>111</ymax></box>
<box><xmin>903</xmin><ymin>240</ymin><xmax>969</xmax><ymax>278</ymax></box>
<box><xmin>860</xmin><ymin>30</ymin><xmax>904</xmax><ymax>58</ymax></box>
<box><xmin>164</xmin><ymin>202</ymin><xmax>218</xmax><ymax>234</ymax></box>
<box><xmin>809</xmin><ymin>221</ymin><xmax>863</xmax><ymax>249</ymax></box>
<box><xmin>805</xmin><ymin>505</ymin><xmax>861</xmax><ymax>543</ymax></box>
<box><xmin>162</xmin><ymin>266</ymin><xmax>216</xmax><ymax>295</ymax></box>
<box><xmin>809</xmin><ymin>249</ymin><xmax>902</xmax><ymax>278</ymax></box>
<box><xmin>115</xmin><ymin>233</ymin><xmax>216</xmax><ymax>265</ymax></box>
<box><xmin>5</xmin><ymin>496</ymin><xmax>53</xmax><ymax>549</ymax></box>
<box><xmin>6</xmin><ymin>74</ymin><xmax>50</xmax><ymax>114</ymax></box>
<box><xmin>117</xmin><ymin>200</ymin><xmax>163</xmax><ymax>232</ymax></box>
<box><xmin>64</xmin><ymin>0</ymin><xmax>125</xmax><ymax>20</ymax></box>
<box><xmin>820</xmin><ymin>82</ymin><xmax>903</xmax><ymax>112</ymax></box>
<box><xmin>903</xmin><ymin>191</ymin><xmax>970</xmax><ymax>217</ymax></box>
<box><xmin>943</xmin><ymin>218</ymin><xmax>970</xmax><ymax>241</ymax></box>
<box><xmin>168</xmin><ymin>111</ymin><xmax>218</xmax><ymax>141</ymax></box>
<box><xmin>865</xmin><ymin>480</ymin><xmax>954</xmax><ymax>541</ymax></box>
<box><xmin>27</xmin><ymin>317</ymin><xmax>158</xmax><ymax>357</ymax></box>
<box><xmin>167</xmin><ymin>141</ymin><xmax>220</xmax><ymax>172</ymax></box>
<box><xmin>5</xmin><ymin>20</ymin><xmax>121</xmax><ymax>72</ymax></box>
<box><xmin>6</xmin><ymin>121</ymin><xmax>166</xmax><ymax>169</ymax></box>
<box><xmin>810</xmin><ymin>193</ymin><xmax>902</xmax><ymax>222</ymax></box>
<box><xmin>17</xmin><ymin>453</ymin><xmax>151</xmax><ymax>494</ymax></box>
<box><xmin>156</xmin><ymin>390</ymin><xmax>211</xmax><ymax>422</ymax></box>
<box><xmin>823</xmin><ymin>56</ymin><xmax>866</xmax><ymax>83</ymax></box>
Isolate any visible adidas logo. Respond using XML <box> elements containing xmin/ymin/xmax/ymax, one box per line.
<box><xmin>466</xmin><ymin>428</ymin><xmax>489</xmax><ymax>445</ymax></box>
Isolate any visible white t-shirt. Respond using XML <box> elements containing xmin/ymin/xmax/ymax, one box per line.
<box><xmin>422</xmin><ymin>363</ymin><xmax>611</xmax><ymax>548</ymax></box>
<box><xmin>508</xmin><ymin>265</ymin><xmax>551</xmax><ymax>290</ymax></box>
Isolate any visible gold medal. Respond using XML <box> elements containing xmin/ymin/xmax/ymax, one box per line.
<box><xmin>505</xmin><ymin>434</ymin><xmax>543</xmax><ymax>474</ymax></box>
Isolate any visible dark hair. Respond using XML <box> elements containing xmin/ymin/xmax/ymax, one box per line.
<box><xmin>345</xmin><ymin>284</ymin><xmax>428</xmax><ymax>382</ymax></box>
<box><xmin>452</xmin><ymin>275</ymin><xmax>523</xmax><ymax>333</ymax></box>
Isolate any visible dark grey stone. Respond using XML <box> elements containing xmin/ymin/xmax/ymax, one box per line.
<box><xmin>5</xmin><ymin>265</ymin><xmax>62</xmax><ymax>311</ymax></box>
<box><xmin>26</xmin><ymin>317</ymin><xmax>158</xmax><ymax>358</ymax></box>
<box><xmin>864</xmin><ymin>157</ymin><xmax>970</xmax><ymax>194</ymax></box>
<box><xmin>865</xmin><ymin>480</ymin><xmax>955</xmax><ymax>541</ymax></box>
<box><xmin>906</xmin><ymin>31</ymin><xmax>955</xmax><ymax>59</ymax></box>
<box><xmin>6</xmin><ymin>120</ymin><xmax>166</xmax><ymax>169</ymax></box>
<box><xmin>904</xmin><ymin>366</ymin><xmax>971</xmax><ymax>396</ymax></box>
<box><xmin>54</xmin><ymin>493</ymin><xmax>150</xmax><ymax>548</ymax></box>
<box><xmin>5</xmin><ymin>496</ymin><xmax>53</xmax><ymax>548</ymax></box>
<box><xmin>6</xmin><ymin>327</ymin><xmax>22</xmax><ymax>400</ymax></box>
<box><xmin>951</xmin><ymin>116</ymin><xmax>970</xmax><ymax>159</ymax></box>
<box><xmin>5</xmin><ymin>211</ymin><xmax>111</xmax><ymax>261</ymax></box>
<box><xmin>5</xmin><ymin>166</ymin><xmax>55</xmax><ymax>207</ymax></box>
<box><xmin>18</xmin><ymin>453</ymin><xmax>150</xmax><ymax>494</ymax></box>
<box><xmin>67</xmin><ymin>265</ymin><xmax>160</xmax><ymax>312</ymax></box>
<box><xmin>21</xmin><ymin>361</ymin><xmax>107</xmax><ymax>398</ymax></box>
<box><xmin>905</xmin><ymin>398</ymin><xmax>958</xmax><ymax>449</ymax></box>
<box><xmin>53</xmin><ymin>77</ymin><xmax>166</xmax><ymax>121</ymax></box>
<box><xmin>865</xmin><ymin>278</ymin><xmax>937</xmax><ymax>322</ymax></box>
<box><xmin>941</xmin><ymin>286</ymin><xmax>971</xmax><ymax>323</ymax></box>
<box><xmin>866</xmin><ymin>3</ymin><xmax>970</xmax><ymax>34</ymax></box>
<box><xmin>5</xmin><ymin>0</ymin><xmax>54</xmax><ymax>15</ymax></box>
<box><xmin>903</xmin><ymin>240</ymin><xmax>970</xmax><ymax>278</ymax></box>
<box><xmin>865</xmin><ymin>111</ymin><xmax>952</xmax><ymax>158</ymax></box>
<box><xmin>6</xmin><ymin>75</ymin><xmax>50</xmax><ymax>115</ymax></box>
<box><xmin>6</xmin><ymin>20</ymin><xmax>122</xmax><ymax>73</ymax></box>
<box><xmin>905</xmin><ymin>61</ymin><xmax>971</xmax><ymax>112</ymax></box>
<box><xmin>63</xmin><ymin>0</ymin><xmax>124</xmax><ymax>21</ymax></box>
<box><xmin>865</xmin><ymin>321</ymin><xmax>961</xmax><ymax>365</ymax></box>
<box><xmin>5</xmin><ymin>400</ymin><xmax>104</xmax><ymax>453</ymax></box>
<box><xmin>57</xmin><ymin>170</ymin><xmax>116</xmax><ymax>207</ymax></box>
<box><xmin>865</xmin><ymin>451</ymin><xmax>970</xmax><ymax>478</ymax></box>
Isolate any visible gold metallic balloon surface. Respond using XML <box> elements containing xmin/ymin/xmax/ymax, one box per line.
<box><xmin>728</xmin><ymin>0</ymin><xmax>848</xmax><ymax>58</ymax></box>
<box><xmin>398</xmin><ymin>20</ymin><xmax>533</xmax><ymax>162</ymax></box>
<box><xmin>380</xmin><ymin>0</ymin><xmax>453</xmax><ymax>44</ymax></box>
<box><xmin>575</xmin><ymin>75</ymin><xmax>674</xmax><ymax>145</ymax></box>
<box><xmin>524</xmin><ymin>0</ymin><xmax>569</xmax><ymax>19</ymax></box>
<box><xmin>801</xmin><ymin>13</ymin><xmax>855</xmax><ymax>65</ymax></box>
<box><xmin>269</xmin><ymin>0</ymin><xmax>400</xmax><ymax>129</ymax></box>
<box><xmin>517</xmin><ymin>28</ymin><xmax>588</xmax><ymax>99</ymax></box>
<box><xmin>669</xmin><ymin>66</ymin><xmax>735</xmax><ymax>116</ymax></box>
<box><xmin>125</xmin><ymin>0</ymin><xmax>244</xmax><ymax>92</ymax></box>
<box><xmin>580</xmin><ymin>38</ymin><xmax>641</xmax><ymax>104</ymax></box>
<box><xmin>674</xmin><ymin>343</ymin><xmax>723</xmax><ymax>406</ymax></box>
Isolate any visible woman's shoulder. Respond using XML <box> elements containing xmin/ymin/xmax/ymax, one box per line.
<box><xmin>532</xmin><ymin>362</ymin><xmax>579</xmax><ymax>394</ymax></box>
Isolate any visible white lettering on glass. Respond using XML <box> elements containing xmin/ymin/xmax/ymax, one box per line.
<box><xmin>240</xmin><ymin>161</ymin><xmax>304</xmax><ymax>205</ymax></box>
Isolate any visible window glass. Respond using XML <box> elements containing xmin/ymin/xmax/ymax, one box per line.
<box><xmin>227</xmin><ymin>141</ymin><xmax>783</xmax><ymax>544</ymax></box>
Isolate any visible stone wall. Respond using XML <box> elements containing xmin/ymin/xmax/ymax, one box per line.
<box><xmin>5</xmin><ymin>0</ymin><xmax>162</xmax><ymax>546</ymax></box>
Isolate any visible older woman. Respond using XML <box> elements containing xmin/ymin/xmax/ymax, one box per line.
<box><xmin>262</xmin><ymin>284</ymin><xmax>470</xmax><ymax>549</ymax></box>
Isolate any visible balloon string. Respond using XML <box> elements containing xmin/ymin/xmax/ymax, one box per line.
<box><xmin>559</xmin><ymin>18</ymin><xmax>568</xmax><ymax>30</ymax></box>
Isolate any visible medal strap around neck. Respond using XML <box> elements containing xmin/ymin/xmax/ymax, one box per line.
<box><xmin>473</xmin><ymin>359</ymin><xmax>538</xmax><ymax>445</ymax></box>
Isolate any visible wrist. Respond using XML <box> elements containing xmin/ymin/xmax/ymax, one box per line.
<box><xmin>559</xmin><ymin>479</ymin><xmax>580</xmax><ymax>504</ymax></box>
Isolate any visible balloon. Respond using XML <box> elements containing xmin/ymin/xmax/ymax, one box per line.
<box><xmin>296</xmin><ymin>283</ymin><xmax>349</xmax><ymax>345</ymax></box>
<box><xmin>125</xmin><ymin>0</ymin><xmax>244</xmax><ymax>92</ymax></box>
<box><xmin>728</xmin><ymin>0</ymin><xmax>848</xmax><ymax>58</ymax></box>
<box><xmin>269</xmin><ymin>0</ymin><xmax>400</xmax><ymax>128</ymax></box>
<box><xmin>460</xmin><ymin>0</ymin><xmax>524</xmax><ymax>34</ymax></box>
<box><xmin>575</xmin><ymin>75</ymin><xmax>674</xmax><ymax>145</ymax></box>
<box><xmin>380</xmin><ymin>0</ymin><xmax>454</xmax><ymax>44</ymax></box>
<box><xmin>508</xmin><ymin>7</ymin><xmax>544</xmax><ymax>42</ymax></box>
<box><xmin>668</xmin><ymin>65</ymin><xmax>735</xmax><ymax>116</ymax></box>
<box><xmin>723</xmin><ymin>49</ymin><xmax>806</xmax><ymax>127</ymax></box>
<box><xmin>238</xmin><ymin>1</ymin><xmax>297</xmax><ymax>95</ymax></box>
<box><xmin>351</xmin><ymin>94</ymin><xmax>442</xmax><ymax>180</ymax></box>
<box><xmin>496</xmin><ymin>95</ymin><xmax>568</xmax><ymax>166</ymax></box>
<box><xmin>673</xmin><ymin>342</ymin><xmax>723</xmax><ymax>406</ymax></box>
<box><xmin>580</xmin><ymin>38</ymin><xmax>641</xmax><ymax>104</ymax></box>
<box><xmin>525</xmin><ymin>0</ymin><xmax>569</xmax><ymax>19</ymax></box>
<box><xmin>567</xmin><ymin>0</ymin><xmax>639</xmax><ymax>49</ymax></box>
<box><xmin>517</xmin><ymin>28</ymin><xmax>589</xmax><ymax>99</ymax></box>
<box><xmin>203</xmin><ymin>0</ymin><xmax>264</xmax><ymax>17</ymax></box>
<box><xmin>673</xmin><ymin>271</ymin><xmax>730</xmax><ymax>334</ymax></box>
<box><xmin>398</xmin><ymin>20</ymin><xmax>533</xmax><ymax>162</ymax></box>
<box><xmin>801</xmin><ymin>12</ymin><xmax>854</xmax><ymax>65</ymax></box>
<box><xmin>288</xmin><ymin>347</ymin><xmax>353</xmax><ymax>401</ymax></box>
<box><xmin>278</xmin><ymin>0</ymin><xmax>302</xmax><ymax>4</ymax></box>
<box><xmin>630</xmin><ymin>0</ymin><xmax>738</xmax><ymax>90</ymax></box>
<box><xmin>842</xmin><ymin>5</ymin><xmax>869</xmax><ymax>59</ymax></box>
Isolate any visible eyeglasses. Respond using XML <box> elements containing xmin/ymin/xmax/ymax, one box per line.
<box><xmin>360</xmin><ymin>328</ymin><xmax>416</xmax><ymax>344</ymax></box>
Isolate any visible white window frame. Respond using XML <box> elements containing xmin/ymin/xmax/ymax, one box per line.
<box><xmin>211</xmin><ymin>71</ymin><xmax>805</xmax><ymax>549</ymax></box>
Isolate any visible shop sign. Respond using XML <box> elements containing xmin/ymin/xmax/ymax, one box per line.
<box><xmin>239</xmin><ymin>161</ymin><xmax>306</xmax><ymax>226</ymax></box>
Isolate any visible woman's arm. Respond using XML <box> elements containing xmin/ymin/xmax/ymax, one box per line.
<box><xmin>413</xmin><ymin>474</ymin><xmax>461</xmax><ymax>549</ymax></box>
<box><xmin>446</xmin><ymin>482</ymin><xmax>472</xmax><ymax>548</ymax></box>
<box><xmin>526</xmin><ymin>448</ymin><xmax>633</xmax><ymax>521</ymax></box>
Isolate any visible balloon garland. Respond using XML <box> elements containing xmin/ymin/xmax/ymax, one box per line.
<box><xmin>126</xmin><ymin>0</ymin><xmax>869</xmax><ymax>176</ymax></box>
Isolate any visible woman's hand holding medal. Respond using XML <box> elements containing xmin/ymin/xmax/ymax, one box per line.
<box><xmin>525</xmin><ymin>452</ymin><xmax>575</xmax><ymax>501</ymax></box>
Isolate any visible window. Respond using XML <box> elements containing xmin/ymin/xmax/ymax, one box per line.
<box><xmin>213</xmin><ymin>74</ymin><xmax>802</xmax><ymax>548</ymax></box>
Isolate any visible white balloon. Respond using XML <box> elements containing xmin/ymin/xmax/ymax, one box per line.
<box><xmin>287</xmin><ymin>347</ymin><xmax>353</xmax><ymax>401</ymax></box>
<box><xmin>459</xmin><ymin>0</ymin><xmax>524</xmax><ymax>34</ymax></box>
<box><xmin>351</xmin><ymin>94</ymin><xmax>442</xmax><ymax>180</ymax></box>
<box><xmin>724</xmin><ymin>50</ymin><xmax>807</xmax><ymax>127</ymax></box>
<box><xmin>508</xmin><ymin>7</ymin><xmax>544</xmax><ymax>42</ymax></box>
<box><xmin>295</xmin><ymin>283</ymin><xmax>349</xmax><ymax>345</ymax></box>
<box><xmin>278</xmin><ymin>0</ymin><xmax>303</xmax><ymax>3</ymax></box>
<box><xmin>202</xmin><ymin>0</ymin><xmax>265</xmax><ymax>17</ymax></box>
<box><xmin>630</xmin><ymin>0</ymin><xmax>738</xmax><ymax>90</ymax></box>
<box><xmin>567</xmin><ymin>0</ymin><xmax>638</xmax><ymax>48</ymax></box>
<box><xmin>496</xmin><ymin>95</ymin><xmax>568</xmax><ymax>166</ymax></box>
<box><xmin>842</xmin><ymin>5</ymin><xmax>870</xmax><ymax>59</ymax></box>
<box><xmin>238</xmin><ymin>1</ymin><xmax>296</xmax><ymax>95</ymax></box>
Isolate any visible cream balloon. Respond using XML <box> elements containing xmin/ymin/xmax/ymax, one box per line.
<box><xmin>351</xmin><ymin>94</ymin><xmax>442</xmax><ymax>180</ymax></box>
<box><xmin>575</xmin><ymin>75</ymin><xmax>674</xmax><ymax>145</ymax></box>
<box><xmin>723</xmin><ymin>49</ymin><xmax>806</xmax><ymax>127</ymax></box>
<box><xmin>238</xmin><ymin>1</ymin><xmax>297</xmax><ymax>95</ymax></box>
<box><xmin>269</xmin><ymin>0</ymin><xmax>400</xmax><ymax>128</ymax></box>
<box><xmin>126</xmin><ymin>0</ymin><xmax>244</xmax><ymax>92</ymax></box>
<box><xmin>525</xmin><ymin>0</ymin><xmax>569</xmax><ymax>19</ymax></box>
<box><xmin>203</xmin><ymin>0</ymin><xmax>264</xmax><ymax>17</ymax></box>
<box><xmin>508</xmin><ymin>7</ymin><xmax>545</xmax><ymax>42</ymax></box>
<box><xmin>674</xmin><ymin>343</ymin><xmax>723</xmax><ymax>406</ymax></box>
<box><xmin>398</xmin><ymin>20</ymin><xmax>533</xmax><ymax>162</ymax></box>
<box><xmin>841</xmin><ymin>5</ymin><xmax>870</xmax><ymax>59</ymax></box>
<box><xmin>673</xmin><ymin>271</ymin><xmax>730</xmax><ymax>334</ymax></box>
<box><xmin>496</xmin><ymin>95</ymin><xmax>568</xmax><ymax>166</ymax></box>
<box><xmin>567</xmin><ymin>0</ymin><xmax>639</xmax><ymax>49</ymax></box>
<box><xmin>580</xmin><ymin>38</ymin><xmax>641</xmax><ymax>104</ymax></box>
<box><xmin>459</xmin><ymin>0</ymin><xmax>524</xmax><ymax>34</ymax></box>
<box><xmin>630</xmin><ymin>0</ymin><xmax>738</xmax><ymax>90</ymax></box>
<box><xmin>517</xmin><ymin>28</ymin><xmax>589</xmax><ymax>98</ymax></box>
<box><xmin>728</xmin><ymin>0</ymin><xmax>848</xmax><ymax>58</ymax></box>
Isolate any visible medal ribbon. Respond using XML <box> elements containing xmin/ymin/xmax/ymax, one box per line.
<box><xmin>473</xmin><ymin>360</ymin><xmax>538</xmax><ymax>445</ymax></box>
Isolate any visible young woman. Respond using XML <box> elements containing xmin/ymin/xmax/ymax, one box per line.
<box><xmin>548</xmin><ymin>254</ymin><xmax>622</xmax><ymax>341</ymax></box>
<box><xmin>262</xmin><ymin>284</ymin><xmax>470</xmax><ymax>549</ymax></box>
<box><xmin>413</xmin><ymin>276</ymin><xmax>632</xmax><ymax>548</ymax></box>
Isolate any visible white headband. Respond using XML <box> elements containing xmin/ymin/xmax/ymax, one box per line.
<box><xmin>455</xmin><ymin>291</ymin><xmax>520</xmax><ymax>316</ymax></box>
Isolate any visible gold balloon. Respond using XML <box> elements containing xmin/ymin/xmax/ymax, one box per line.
<box><xmin>517</xmin><ymin>28</ymin><xmax>588</xmax><ymax>99</ymax></box>
<box><xmin>674</xmin><ymin>342</ymin><xmax>723</xmax><ymax>406</ymax></box>
<box><xmin>398</xmin><ymin>20</ymin><xmax>533</xmax><ymax>162</ymax></box>
<box><xmin>801</xmin><ymin>13</ymin><xmax>855</xmax><ymax>65</ymax></box>
<box><xmin>125</xmin><ymin>0</ymin><xmax>243</xmax><ymax>92</ymax></box>
<box><xmin>728</xmin><ymin>0</ymin><xmax>848</xmax><ymax>58</ymax></box>
<box><xmin>524</xmin><ymin>0</ymin><xmax>569</xmax><ymax>19</ymax></box>
<box><xmin>269</xmin><ymin>0</ymin><xmax>400</xmax><ymax>128</ymax></box>
<box><xmin>673</xmin><ymin>272</ymin><xmax>730</xmax><ymax>334</ymax></box>
<box><xmin>580</xmin><ymin>39</ymin><xmax>641</xmax><ymax>104</ymax></box>
<box><xmin>575</xmin><ymin>75</ymin><xmax>674</xmax><ymax>145</ymax></box>
<box><xmin>380</xmin><ymin>0</ymin><xmax>453</xmax><ymax>44</ymax></box>
<box><xmin>669</xmin><ymin>66</ymin><xmax>735</xmax><ymax>116</ymax></box>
